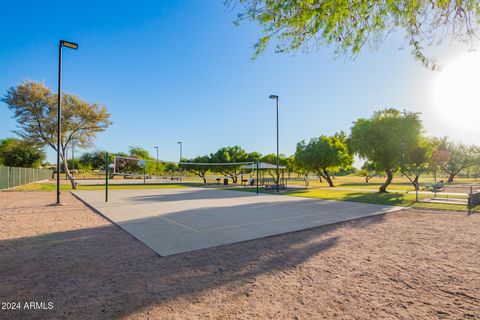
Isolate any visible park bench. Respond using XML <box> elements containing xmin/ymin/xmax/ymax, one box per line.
<box><xmin>426</xmin><ymin>180</ymin><xmax>445</xmax><ymax>192</ymax></box>
<box><xmin>243</xmin><ymin>178</ymin><xmax>255</xmax><ymax>186</ymax></box>
<box><xmin>265</xmin><ymin>184</ymin><xmax>286</xmax><ymax>190</ymax></box>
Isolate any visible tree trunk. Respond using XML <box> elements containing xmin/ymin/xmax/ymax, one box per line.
<box><xmin>202</xmin><ymin>177</ymin><xmax>207</xmax><ymax>183</ymax></box>
<box><xmin>379</xmin><ymin>168</ymin><xmax>393</xmax><ymax>193</ymax></box>
<box><xmin>322</xmin><ymin>168</ymin><xmax>335</xmax><ymax>187</ymax></box>
<box><xmin>61</xmin><ymin>151</ymin><xmax>76</xmax><ymax>189</ymax></box>
<box><xmin>448</xmin><ymin>172</ymin><xmax>455</xmax><ymax>183</ymax></box>
<box><xmin>317</xmin><ymin>175</ymin><xmax>323</xmax><ymax>183</ymax></box>
<box><xmin>413</xmin><ymin>175</ymin><xmax>419</xmax><ymax>189</ymax></box>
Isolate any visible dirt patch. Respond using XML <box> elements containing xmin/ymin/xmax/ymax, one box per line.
<box><xmin>1</xmin><ymin>191</ymin><xmax>479</xmax><ymax>319</ymax></box>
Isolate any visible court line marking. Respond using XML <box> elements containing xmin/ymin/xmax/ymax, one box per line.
<box><xmin>201</xmin><ymin>206</ymin><xmax>403</xmax><ymax>232</ymax></box>
<box><xmin>107</xmin><ymin>198</ymin><xmax>201</xmax><ymax>233</ymax></box>
<box><xmin>76</xmin><ymin>190</ymin><xmax>401</xmax><ymax>234</ymax></box>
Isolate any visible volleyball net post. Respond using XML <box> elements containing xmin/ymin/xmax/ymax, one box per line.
<box><xmin>105</xmin><ymin>152</ymin><xmax>109</xmax><ymax>202</ymax></box>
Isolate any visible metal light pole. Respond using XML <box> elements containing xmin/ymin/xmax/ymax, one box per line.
<box><xmin>154</xmin><ymin>146</ymin><xmax>159</xmax><ymax>180</ymax></box>
<box><xmin>55</xmin><ymin>40</ymin><xmax>78</xmax><ymax>205</ymax></box>
<box><xmin>269</xmin><ymin>95</ymin><xmax>280</xmax><ymax>193</ymax></box>
<box><xmin>177</xmin><ymin>141</ymin><xmax>182</xmax><ymax>181</ymax></box>
<box><xmin>177</xmin><ymin>141</ymin><xmax>182</xmax><ymax>161</ymax></box>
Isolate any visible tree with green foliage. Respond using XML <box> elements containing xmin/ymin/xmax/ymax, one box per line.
<box><xmin>163</xmin><ymin>162</ymin><xmax>178</xmax><ymax>175</ymax></box>
<box><xmin>295</xmin><ymin>132</ymin><xmax>352</xmax><ymax>187</ymax></box>
<box><xmin>437</xmin><ymin>139</ymin><xmax>479</xmax><ymax>182</ymax></box>
<box><xmin>247</xmin><ymin>151</ymin><xmax>262</xmax><ymax>162</ymax></box>
<box><xmin>359</xmin><ymin>162</ymin><xmax>380</xmax><ymax>183</ymax></box>
<box><xmin>125</xmin><ymin>146</ymin><xmax>157</xmax><ymax>175</ymax></box>
<box><xmin>284</xmin><ymin>155</ymin><xmax>297</xmax><ymax>178</ymax></box>
<box><xmin>232</xmin><ymin>0</ymin><xmax>480</xmax><ymax>69</ymax></box>
<box><xmin>428</xmin><ymin>140</ymin><xmax>451</xmax><ymax>183</ymax></box>
<box><xmin>128</xmin><ymin>146</ymin><xmax>153</xmax><ymax>160</ymax></box>
<box><xmin>66</xmin><ymin>158</ymin><xmax>83</xmax><ymax>172</ymax></box>
<box><xmin>181</xmin><ymin>155</ymin><xmax>211</xmax><ymax>183</ymax></box>
<box><xmin>0</xmin><ymin>138</ymin><xmax>46</xmax><ymax>168</ymax></box>
<box><xmin>79</xmin><ymin>151</ymin><xmax>113</xmax><ymax>171</ymax></box>
<box><xmin>3</xmin><ymin>81</ymin><xmax>111</xmax><ymax>188</ymax></box>
<box><xmin>259</xmin><ymin>153</ymin><xmax>289</xmax><ymax>183</ymax></box>
<box><xmin>399</xmin><ymin>138</ymin><xmax>433</xmax><ymax>188</ymax></box>
<box><xmin>209</xmin><ymin>146</ymin><xmax>252</xmax><ymax>182</ymax></box>
<box><xmin>350</xmin><ymin>108</ymin><xmax>423</xmax><ymax>192</ymax></box>
<box><xmin>469</xmin><ymin>164</ymin><xmax>480</xmax><ymax>181</ymax></box>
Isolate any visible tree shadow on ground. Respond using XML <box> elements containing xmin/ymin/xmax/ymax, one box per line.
<box><xmin>288</xmin><ymin>189</ymin><xmax>411</xmax><ymax>207</ymax></box>
<box><xmin>0</xmin><ymin>202</ymin><xmax>387</xmax><ymax>320</ymax></box>
<box><xmin>124</xmin><ymin>188</ymin><xmax>257</xmax><ymax>203</ymax></box>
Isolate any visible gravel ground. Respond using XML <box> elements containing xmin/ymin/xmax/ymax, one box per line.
<box><xmin>0</xmin><ymin>191</ymin><xmax>479</xmax><ymax>320</ymax></box>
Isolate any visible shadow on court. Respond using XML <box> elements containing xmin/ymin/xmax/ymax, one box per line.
<box><xmin>74</xmin><ymin>188</ymin><xmax>398</xmax><ymax>255</ymax></box>
<box><xmin>0</xmin><ymin>207</ymin><xmax>386</xmax><ymax>319</ymax></box>
<box><xmin>125</xmin><ymin>188</ymin><xmax>256</xmax><ymax>203</ymax></box>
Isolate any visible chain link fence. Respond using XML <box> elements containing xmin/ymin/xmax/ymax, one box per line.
<box><xmin>0</xmin><ymin>166</ymin><xmax>53</xmax><ymax>189</ymax></box>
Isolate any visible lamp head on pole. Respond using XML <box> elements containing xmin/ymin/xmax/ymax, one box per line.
<box><xmin>60</xmin><ymin>40</ymin><xmax>79</xmax><ymax>50</ymax></box>
<box><xmin>269</xmin><ymin>94</ymin><xmax>279</xmax><ymax>100</ymax></box>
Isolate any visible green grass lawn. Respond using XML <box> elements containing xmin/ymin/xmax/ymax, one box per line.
<box><xmin>286</xmin><ymin>188</ymin><xmax>469</xmax><ymax>211</ymax></box>
<box><xmin>287</xmin><ymin>174</ymin><xmax>480</xmax><ymax>192</ymax></box>
<box><xmin>227</xmin><ymin>185</ymin><xmax>472</xmax><ymax>212</ymax></box>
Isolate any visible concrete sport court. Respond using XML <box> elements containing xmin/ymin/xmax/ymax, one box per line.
<box><xmin>73</xmin><ymin>187</ymin><xmax>404</xmax><ymax>256</ymax></box>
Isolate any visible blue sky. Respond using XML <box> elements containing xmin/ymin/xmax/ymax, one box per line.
<box><xmin>0</xmin><ymin>1</ymin><xmax>475</xmax><ymax>163</ymax></box>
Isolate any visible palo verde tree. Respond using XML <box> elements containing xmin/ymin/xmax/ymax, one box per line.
<box><xmin>128</xmin><ymin>146</ymin><xmax>153</xmax><ymax>160</ymax></box>
<box><xmin>437</xmin><ymin>138</ymin><xmax>479</xmax><ymax>182</ymax></box>
<box><xmin>3</xmin><ymin>81</ymin><xmax>111</xmax><ymax>188</ymax></box>
<box><xmin>79</xmin><ymin>150</ymin><xmax>115</xmax><ymax>170</ymax></box>
<box><xmin>399</xmin><ymin>138</ymin><xmax>433</xmax><ymax>188</ymax></box>
<box><xmin>181</xmin><ymin>155</ymin><xmax>211</xmax><ymax>183</ymax></box>
<box><xmin>428</xmin><ymin>140</ymin><xmax>451</xmax><ymax>183</ymax></box>
<box><xmin>350</xmin><ymin>108</ymin><xmax>423</xmax><ymax>193</ymax></box>
<box><xmin>284</xmin><ymin>155</ymin><xmax>297</xmax><ymax>178</ymax></box>
<box><xmin>359</xmin><ymin>161</ymin><xmax>380</xmax><ymax>183</ymax></box>
<box><xmin>0</xmin><ymin>138</ymin><xmax>46</xmax><ymax>168</ymax></box>
<box><xmin>232</xmin><ymin>0</ymin><xmax>480</xmax><ymax>69</ymax></box>
<box><xmin>295</xmin><ymin>132</ymin><xmax>352</xmax><ymax>187</ymax></box>
<box><xmin>209</xmin><ymin>146</ymin><xmax>251</xmax><ymax>182</ymax></box>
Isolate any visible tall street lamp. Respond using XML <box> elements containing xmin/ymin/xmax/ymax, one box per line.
<box><xmin>56</xmin><ymin>40</ymin><xmax>78</xmax><ymax>205</ymax></box>
<box><xmin>177</xmin><ymin>141</ymin><xmax>182</xmax><ymax>161</ymax></box>
<box><xmin>177</xmin><ymin>141</ymin><xmax>182</xmax><ymax>181</ymax></box>
<box><xmin>269</xmin><ymin>94</ymin><xmax>280</xmax><ymax>193</ymax></box>
<box><xmin>154</xmin><ymin>146</ymin><xmax>159</xmax><ymax>180</ymax></box>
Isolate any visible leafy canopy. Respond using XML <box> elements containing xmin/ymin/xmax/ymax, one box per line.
<box><xmin>3</xmin><ymin>81</ymin><xmax>112</xmax><ymax>188</ymax></box>
<box><xmin>0</xmin><ymin>138</ymin><xmax>46</xmax><ymax>168</ymax></box>
<box><xmin>435</xmin><ymin>138</ymin><xmax>479</xmax><ymax>181</ymax></box>
<box><xmin>3</xmin><ymin>81</ymin><xmax>111</xmax><ymax>153</ymax></box>
<box><xmin>350</xmin><ymin>108</ymin><xmax>423</xmax><ymax>170</ymax></box>
<box><xmin>232</xmin><ymin>0</ymin><xmax>480</xmax><ymax>69</ymax></box>
<box><xmin>295</xmin><ymin>132</ymin><xmax>352</xmax><ymax>186</ymax></box>
<box><xmin>350</xmin><ymin>108</ymin><xmax>423</xmax><ymax>191</ymax></box>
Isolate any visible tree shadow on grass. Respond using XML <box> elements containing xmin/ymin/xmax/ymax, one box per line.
<box><xmin>0</xmin><ymin>202</ymin><xmax>387</xmax><ymax>319</ymax></box>
<box><xmin>289</xmin><ymin>189</ymin><xmax>412</xmax><ymax>207</ymax></box>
